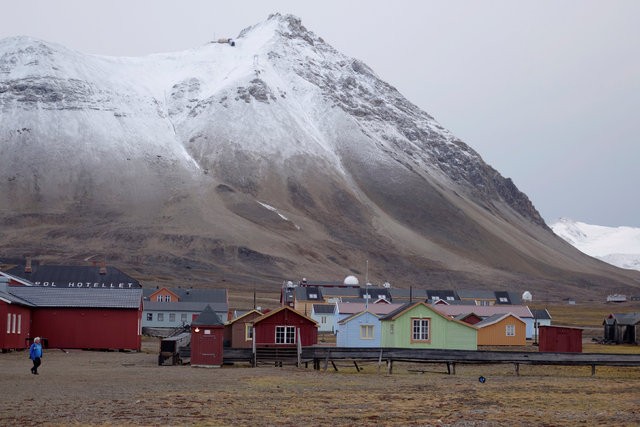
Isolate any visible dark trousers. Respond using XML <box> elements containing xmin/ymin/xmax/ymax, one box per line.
<box><xmin>31</xmin><ymin>357</ymin><xmax>41</xmax><ymax>374</ymax></box>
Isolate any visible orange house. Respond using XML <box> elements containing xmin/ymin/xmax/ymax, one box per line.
<box><xmin>476</xmin><ymin>313</ymin><xmax>526</xmax><ymax>346</ymax></box>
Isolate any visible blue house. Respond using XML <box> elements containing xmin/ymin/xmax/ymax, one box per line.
<box><xmin>336</xmin><ymin>310</ymin><xmax>382</xmax><ymax>347</ymax></box>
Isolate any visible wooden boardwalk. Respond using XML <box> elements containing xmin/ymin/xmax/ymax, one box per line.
<box><xmin>223</xmin><ymin>347</ymin><xmax>640</xmax><ymax>376</ymax></box>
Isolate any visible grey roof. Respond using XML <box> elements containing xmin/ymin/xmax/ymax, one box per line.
<box><xmin>144</xmin><ymin>301</ymin><xmax>227</xmax><ymax>313</ymax></box>
<box><xmin>388</xmin><ymin>288</ymin><xmax>428</xmax><ymax>299</ymax></box>
<box><xmin>531</xmin><ymin>308</ymin><xmax>552</xmax><ymax>320</ymax></box>
<box><xmin>312</xmin><ymin>304</ymin><xmax>335</xmax><ymax>314</ymax></box>
<box><xmin>0</xmin><ymin>286</ymin><xmax>35</xmax><ymax>306</ymax></box>
<box><xmin>5</xmin><ymin>265</ymin><xmax>141</xmax><ymax>288</ymax></box>
<box><xmin>457</xmin><ymin>290</ymin><xmax>497</xmax><ymax>300</ymax></box>
<box><xmin>475</xmin><ymin>313</ymin><xmax>510</xmax><ymax>328</ymax></box>
<box><xmin>426</xmin><ymin>290</ymin><xmax>459</xmax><ymax>301</ymax></box>
<box><xmin>192</xmin><ymin>305</ymin><xmax>223</xmax><ymax>326</ymax></box>
<box><xmin>8</xmin><ymin>287</ymin><xmax>142</xmax><ymax>308</ymax></box>
<box><xmin>612</xmin><ymin>312</ymin><xmax>640</xmax><ymax>325</ymax></box>
<box><xmin>319</xmin><ymin>287</ymin><xmax>360</xmax><ymax>298</ymax></box>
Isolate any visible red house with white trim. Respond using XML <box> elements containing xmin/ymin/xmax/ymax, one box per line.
<box><xmin>253</xmin><ymin>306</ymin><xmax>318</xmax><ymax>347</ymax></box>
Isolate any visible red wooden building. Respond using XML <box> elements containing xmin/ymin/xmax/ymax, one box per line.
<box><xmin>253</xmin><ymin>306</ymin><xmax>318</xmax><ymax>347</ymax></box>
<box><xmin>538</xmin><ymin>325</ymin><xmax>582</xmax><ymax>353</ymax></box>
<box><xmin>1</xmin><ymin>267</ymin><xmax>143</xmax><ymax>351</ymax></box>
<box><xmin>1</xmin><ymin>277</ymin><xmax>34</xmax><ymax>351</ymax></box>
<box><xmin>190</xmin><ymin>305</ymin><xmax>224</xmax><ymax>367</ymax></box>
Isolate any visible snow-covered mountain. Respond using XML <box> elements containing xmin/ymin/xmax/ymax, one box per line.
<box><xmin>1</xmin><ymin>14</ymin><xmax>639</xmax><ymax>297</ymax></box>
<box><xmin>551</xmin><ymin>218</ymin><xmax>640</xmax><ymax>271</ymax></box>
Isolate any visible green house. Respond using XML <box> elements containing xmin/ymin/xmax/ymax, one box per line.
<box><xmin>380</xmin><ymin>302</ymin><xmax>477</xmax><ymax>350</ymax></box>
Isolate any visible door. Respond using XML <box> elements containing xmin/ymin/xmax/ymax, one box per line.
<box><xmin>195</xmin><ymin>329</ymin><xmax>220</xmax><ymax>365</ymax></box>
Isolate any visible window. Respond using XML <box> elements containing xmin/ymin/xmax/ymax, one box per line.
<box><xmin>156</xmin><ymin>295</ymin><xmax>162</xmax><ymax>302</ymax></box>
<box><xmin>245</xmin><ymin>324</ymin><xmax>254</xmax><ymax>340</ymax></box>
<box><xmin>6</xmin><ymin>313</ymin><xmax>9</xmax><ymax>333</ymax></box>
<box><xmin>158</xmin><ymin>313</ymin><xmax>164</xmax><ymax>322</ymax></box>
<box><xmin>169</xmin><ymin>313</ymin><xmax>176</xmax><ymax>322</ymax></box>
<box><xmin>412</xmin><ymin>318</ymin><xmax>430</xmax><ymax>341</ymax></box>
<box><xmin>499</xmin><ymin>297</ymin><xmax>508</xmax><ymax>303</ymax></box>
<box><xmin>360</xmin><ymin>324</ymin><xmax>374</xmax><ymax>339</ymax></box>
<box><xmin>321</xmin><ymin>316</ymin><xmax>327</xmax><ymax>324</ymax></box>
<box><xmin>17</xmin><ymin>314</ymin><xmax>21</xmax><ymax>334</ymax></box>
<box><xmin>275</xmin><ymin>326</ymin><xmax>295</xmax><ymax>344</ymax></box>
<box><xmin>164</xmin><ymin>295</ymin><xmax>171</xmax><ymax>302</ymax></box>
<box><xmin>446</xmin><ymin>296</ymin><xmax>455</xmax><ymax>301</ymax></box>
<box><xmin>506</xmin><ymin>324</ymin><xmax>515</xmax><ymax>336</ymax></box>
<box><xmin>146</xmin><ymin>313</ymin><xmax>153</xmax><ymax>321</ymax></box>
<box><xmin>308</xmin><ymin>293</ymin><xmax>318</xmax><ymax>299</ymax></box>
<box><xmin>11</xmin><ymin>314</ymin><xmax>16</xmax><ymax>333</ymax></box>
<box><xmin>181</xmin><ymin>314</ymin><xmax>187</xmax><ymax>323</ymax></box>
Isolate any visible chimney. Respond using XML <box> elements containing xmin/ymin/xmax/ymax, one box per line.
<box><xmin>99</xmin><ymin>258</ymin><xmax>107</xmax><ymax>275</ymax></box>
<box><xmin>25</xmin><ymin>256</ymin><xmax>32</xmax><ymax>274</ymax></box>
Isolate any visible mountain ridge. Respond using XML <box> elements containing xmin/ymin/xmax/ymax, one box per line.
<box><xmin>1</xmin><ymin>14</ymin><xmax>639</xmax><ymax>299</ymax></box>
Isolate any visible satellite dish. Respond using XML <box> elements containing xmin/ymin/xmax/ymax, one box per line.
<box><xmin>344</xmin><ymin>275</ymin><xmax>359</xmax><ymax>285</ymax></box>
<box><xmin>522</xmin><ymin>291</ymin><xmax>533</xmax><ymax>302</ymax></box>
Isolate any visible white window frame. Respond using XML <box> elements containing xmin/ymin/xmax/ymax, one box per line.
<box><xmin>360</xmin><ymin>324</ymin><xmax>374</xmax><ymax>340</ymax></box>
<box><xmin>181</xmin><ymin>313</ymin><xmax>187</xmax><ymax>323</ymax></box>
<box><xmin>506</xmin><ymin>324</ymin><xmax>516</xmax><ymax>336</ymax></box>
<box><xmin>275</xmin><ymin>326</ymin><xmax>296</xmax><ymax>344</ymax></box>
<box><xmin>164</xmin><ymin>295</ymin><xmax>171</xmax><ymax>302</ymax></box>
<box><xmin>6</xmin><ymin>313</ymin><xmax>10</xmax><ymax>333</ymax></box>
<box><xmin>11</xmin><ymin>314</ymin><xmax>16</xmax><ymax>333</ymax></box>
<box><xmin>158</xmin><ymin>313</ymin><xmax>164</xmax><ymax>322</ymax></box>
<box><xmin>17</xmin><ymin>314</ymin><xmax>22</xmax><ymax>334</ymax></box>
<box><xmin>169</xmin><ymin>313</ymin><xmax>176</xmax><ymax>322</ymax></box>
<box><xmin>412</xmin><ymin>318</ymin><xmax>430</xmax><ymax>342</ymax></box>
<box><xmin>156</xmin><ymin>295</ymin><xmax>162</xmax><ymax>302</ymax></box>
<box><xmin>245</xmin><ymin>324</ymin><xmax>254</xmax><ymax>341</ymax></box>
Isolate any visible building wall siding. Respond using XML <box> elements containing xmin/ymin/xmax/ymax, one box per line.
<box><xmin>31</xmin><ymin>307</ymin><xmax>141</xmax><ymax>350</ymax></box>
<box><xmin>477</xmin><ymin>316</ymin><xmax>526</xmax><ymax>346</ymax></box>
<box><xmin>381</xmin><ymin>304</ymin><xmax>477</xmax><ymax>350</ymax></box>
<box><xmin>0</xmin><ymin>302</ymin><xmax>32</xmax><ymax>350</ymax></box>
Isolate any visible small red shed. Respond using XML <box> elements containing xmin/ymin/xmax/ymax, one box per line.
<box><xmin>190</xmin><ymin>305</ymin><xmax>224</xmax><ymax>367</ymax></box>
<box><xmin>253</xmin><ymin>306</ymin><xmax>318</xmax><ymax>347</ymax></box>
<box><xmin>538</xmin><ymin>325</ymin><xmax>582</xmax><ymax>353</ymax></box>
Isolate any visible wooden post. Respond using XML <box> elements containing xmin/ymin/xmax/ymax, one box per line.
<box><xmin>353</xmin><ymin>361</ymin><xmax>361</xmax><ymax>372</ymax></box>
<box><xmin>377</xmin><ymin>348</ymin><xmax>383</xmax><ymax>374</ymax></box>
<box><xmin>514</xmin><ymin>363</ymin><xmax>520</xmax><ymax>376</ymax></box>
<box><xmin>252</xmin><ymin>330</ymin><xmax>256</xmax><ymax>368</ymax></box>
<box><xmin>591</xmin><ymin>364</ymin><xmax>596</xmax><ymax>376</ymax></box>
<box><xmin>323</xmin><ymin>351</ymin><xmax>330</xmax><ymax>371</ymax></box>
<box><xmin>331</xmin><ymin>360</ymin><xmax>338</xmax><ymax>371</ymax></box>
<box><xmin>297</xmin><ymin>328</ymin><xmax>302</xmax><ymax>368</ymax></box>
<box><xmin>387</xmin><ymin>359</ymin><xmax>393</xmax><ymax>375</ymax></box>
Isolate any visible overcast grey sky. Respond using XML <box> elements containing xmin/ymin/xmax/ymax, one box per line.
<box><xmin>3</xmin><ymin>0</ymin><xmax>639</xmax><ymax>227</ymax></box>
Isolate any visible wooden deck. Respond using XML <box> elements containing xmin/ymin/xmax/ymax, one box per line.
<box><xmin>223</xmin><ymin>347</ymin><xmax>640</xmax><ymax>376</ymax></box>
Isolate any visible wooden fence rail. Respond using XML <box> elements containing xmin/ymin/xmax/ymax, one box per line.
<box><xmin>223</xmin><ymin>347</ymin><xmax>640</xmax><ymax>376</ymax></box>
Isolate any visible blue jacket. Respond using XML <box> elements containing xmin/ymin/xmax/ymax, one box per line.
<box><xmin>29</xmin><ymin>342</ymin><xmax>42</xmax><ymax>360</ymax></box>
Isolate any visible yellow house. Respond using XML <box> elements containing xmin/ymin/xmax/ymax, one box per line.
<box><xmin>476</xmin><ymin>313</ymin><xmax>526</xmax><ymax>346</ymax></box>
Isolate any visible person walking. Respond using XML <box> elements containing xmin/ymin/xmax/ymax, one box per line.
<box><xmin>29</xmin><ymin>337</ymin><xmax>43</xmax><ymax>375</ymax></box>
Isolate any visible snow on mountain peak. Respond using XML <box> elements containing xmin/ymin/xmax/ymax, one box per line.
<box><xmin>551</xmin><ymin>218</ymin><xmax>640</xmax><ymax>271</ymax></box>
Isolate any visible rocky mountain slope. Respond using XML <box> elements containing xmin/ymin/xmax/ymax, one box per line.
<box><xmin>1</xmin><ymin>14</ymin><xmax>639</xmax><ymax>299</ymax></box>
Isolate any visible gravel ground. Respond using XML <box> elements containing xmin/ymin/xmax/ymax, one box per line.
<box><xmin>2</xmin><ymin>339</ymin><xmax>640</xmax><ymax>426</ymax></box>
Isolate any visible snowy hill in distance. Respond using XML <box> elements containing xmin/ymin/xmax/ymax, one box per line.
<box><xmin>551</xmin><ymin>218</ymin><xmax>640</xmax><ymax>271</ymax></box>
